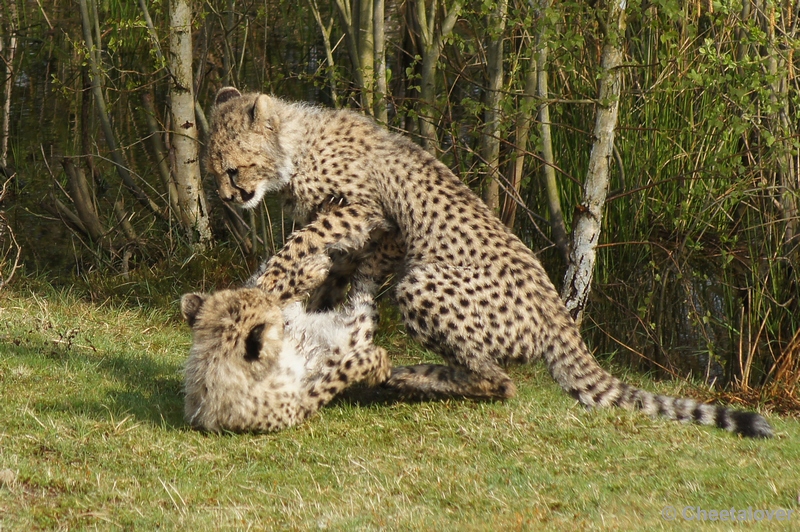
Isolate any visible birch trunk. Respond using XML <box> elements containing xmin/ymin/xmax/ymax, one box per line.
<box><xmin>1</xmin><ymin>0</ymin><xmax>17</xmax><ymax>168</ymax></box>
<box><xmin>79</xmin><ymin>0</ymin><xmax>162</xmax><ymax>217</ymax></box>
<box><xmin>141</xmin><ymin>92</ymin><xmax>182</xmax><ymax>222</ymax></box>
<box><xmin>168</xmin><ymin>0</ymin><xmax>212</xmax><ymax>246</ymax></box>
<box><xmin>222</xmin><ymin>0</ymin><xmax>235</xmax><ymax>86</ymax></box>
<box><xmin>357</xmin><ymin>0</ymin><xmax>374</xmax><ymax>109</ymax></box>
<box><xmin>308</xmin><ymin>0</ymin><xmax>339</xmax><ymax>106</ymax></box>
<box><xmin>373</xmin><ymin>0</ymin><xmax>388</xmax><ymax>123</ymax></box>
<box><xmin>534</xmin><ymin>0</ymin><xmax>569</xmax><ymax>262</ymax></box>
<box><xmin>761</xmin><ymin>1</ymin><xmax>798</xmax><ymax>248</ymax></box>
<box><xmin>560</xmin><ymin>0</ymin><xmax>627</xmax><ymax>325</ymax></box>
<box><xmin>480</xmin><ymin>0</ymin><xmax>508</xmax><ymax>213</ymax></box>
<box><xmin>500</xmin><ymin>50</ymin><xmax>534</xmax><ymax>229</ymax></box>
<box><xmin>62</xmin><ymin>158</ymin><xmax>105</xmax><ymax>244</ymax></box>
<box><xmin>416</xmin><ymin>0</ymin><xmax>463</xmax><ymax>154</ymax></box>
<box><xmin>501</xmin><ymin>14</ymin><xmax>568</xmax><ymax>259</ymax></box>
<box><xmin>334</xmin><ymin>0</ymin><xmax>374</xmax><ymax>113</ymax></box>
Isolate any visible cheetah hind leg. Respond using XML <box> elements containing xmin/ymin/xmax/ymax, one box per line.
<box><xmin>344</xmin><ymin>276</ymin><xmax>392</xmax><ymax>386</ymax></box>
<box><xmin>381</xmin><ymin>363</ymin><xmax>517</xmax><ymax>401</ymax></box>
<box><xmin>301</xmin><ymin>286</ymin><xmax>392</xmax><ymax>416</ymax></box>
<box><xmin>336</xmin><ymin>288</ymin><xmax>517</xmax><ymax>403</ymax></box>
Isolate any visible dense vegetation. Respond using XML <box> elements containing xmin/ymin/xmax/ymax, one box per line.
<box><xmin>0</xmin><ymin>0</ymin><xmax>797</xmax><ymax>409</ymax></box>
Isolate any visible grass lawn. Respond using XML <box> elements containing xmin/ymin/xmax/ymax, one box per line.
<box><xmin>0</xmin><ymin>284</ymin><xmax>798</xmax><ymax>530</ymax></box>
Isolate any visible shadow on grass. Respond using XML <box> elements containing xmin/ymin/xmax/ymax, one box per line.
<box><xmin>97</xmin><ymin>352</ymin><xmax>187</xmax><ymax>429</ymax></box>
<box><xmin>332</xmin><ymin>381</ymin><xmax>458</xmax><ymax>408</ymax></box>
<box><xmin>332</xmin><ymin>384</ymin><xmax>407</xmax><ymax>407</ymax></box>
<box><xmin>23</xmin><ymin>344</ymin><xmax>189</xmax><ymax>430</ymax></box>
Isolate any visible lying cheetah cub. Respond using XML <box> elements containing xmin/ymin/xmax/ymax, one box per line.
<box><xmin>205</xmin><ymin>87</ymin><xmax>772</xmax><ymax>438</ymax></box>
<box><xmin>180</xmin><ymin>282</ymin><xmax>390</xmax><ymax>432</ymax></box>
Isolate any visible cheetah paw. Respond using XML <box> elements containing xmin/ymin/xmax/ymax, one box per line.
<box><xmin>363</xmin><ymin>347</ymin><xmax>392</xmax><ymax>386</ymax></box>
<box><xmin>295</xmin><ymin>253</ymin><xmax>333</xmax><ymax>292</ymax></box>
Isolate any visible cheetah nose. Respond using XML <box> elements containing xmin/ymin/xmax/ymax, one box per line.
<box><xmin>218</xmin><ymin>189</ymin><xmax>234</xmax><ymax>202</ymax></box>
<box><xmin>240</xmin><ymin>189</ymin><xmax>255</xmax><ymax>203</ymax></box>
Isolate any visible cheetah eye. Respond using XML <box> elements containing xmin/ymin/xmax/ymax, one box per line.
<box><xmin>226</xmin><ymin>168</ymin><xmax>239</xmax><ymax>182</ymax></box>
<box><xmin>244</xmin><ymin>324</ymin><xmax>264</xmax><ymax>362</ymax></box>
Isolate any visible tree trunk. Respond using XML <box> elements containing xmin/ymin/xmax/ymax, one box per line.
<box><xmin>139</xmin><ymin>0</ymin><xmax>166</xmax><ymax>65</ymax></box>
<box><xmin>357</xmin><ymin>0</ymin><xmax>374</xmax><ymax>110</ymax></box>
<box><xmin>80</xmin><ymin>68</ymin><xmax>100</xmax><ymax>184</ymax></box>
<box><xmin>308</xmin><ymin>0</ymin><xmax>340</xmax><ymax>106</ymax></box>
<box><xmin>761</xmin><ymin>1</ymin><xmax>798</xmax><ymax>249</ymax></box>
<box><xmin>168</xmin><ymin>0</ymin><xmax>212</xmax><ymax>246</ymax></box>
<box><xmin>501</xmin><ymin>44</ymin><xmax>534</xmax><ymax>229</ymax></box>
<box><xmin>79</xmin><ymin>0</ymin><xmax>163</xmax><ymax>217</ymax></box>
<box><xmin>334</xmin><ymin>0</ymin><xmax>374</xmax><ymax>113</ymax></box>
<box><xmin>1</xmin><ymin>0</ymin><xmax>18</xmax><ymax>169</ymax></box>
<box><xmin>62</xmin><ymin>158</ymin><xmax>105</xmax><ymax>244</ymax></box>
<box><xmin>735</xmin><ymin>0</ymin><xmax>797</xmax><ymax>251</ymax></box>
<box><xmin>415</xmin><ymin>0</ymin><xmax>463</xmax><ymax>154</ymax></box>
<box><xmin>533</xmin><ymin>0</ymin><xmax>569</xmax><ymax>262</ymax></box>
<box><xmin>560</xmin><ymin>0</ymin><xmax>627</xmax><ymax>325</ymax></box>
<box><xmin>373</xmin><ymin>0</ymin><xmax>388</xmax><ymax>123</ymax></box>
<box><xmin>0</xmin><ymin>175</ymin><xmax>21</xmax><ymax>289</ymax></box>
<box><xmin>141</xmin><ymin>92</ymin><xmax>182</xmax><ymax>223</ymax></box>
<box><xmin>502</xmin><ymin>7</ymin><xmax>568</xmax><ymax>258</ymax></box>
<box><xmin>480</xmin><ymin>0</ymin><xmax>508</xmax><ymax>214</ymax></box>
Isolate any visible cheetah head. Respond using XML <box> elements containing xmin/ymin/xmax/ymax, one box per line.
<box><xmin>180</xmin><ymin>288</ymin><xmax>285</xmax><ymax>432</ymax></box>
<box><xmin>205</xmin><ymin>87</ymin><xmax>291</xmax><ymax>209</ymax></box>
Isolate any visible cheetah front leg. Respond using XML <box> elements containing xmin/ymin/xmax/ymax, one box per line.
<box><xmin>304</xmin><ymin>224</ymin><xmax>404</xmax><ymax>310</ymax></box>
<box><xmin>256</xmin><ymin>202</ymin><xmax>388</xmax><ymax>304</ymax></box>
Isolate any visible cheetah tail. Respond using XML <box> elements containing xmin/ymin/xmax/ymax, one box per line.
<box><xmin>544</xmin><ymin>334</ymin><xmax>773</xmax><ymax>438</ymax></box>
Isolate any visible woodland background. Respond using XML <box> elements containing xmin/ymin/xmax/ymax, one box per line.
<box><xmin>0</xmin><ymin>0</ymin><xmax>797</xmax><ymax>409</ymax></box>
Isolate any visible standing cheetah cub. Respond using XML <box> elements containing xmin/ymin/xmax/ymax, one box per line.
<box><xmin>180</xmin><ymin>281</ymin><xmax>390</xmax><ymax>432</ymax></box>
<box><xmin>205</xmin><ymin>87</ymin><xmax>772</xmax><ymax>438</ymax></box>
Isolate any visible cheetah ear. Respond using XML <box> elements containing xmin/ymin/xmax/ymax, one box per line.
<box><xmin>181</xmin><ymin>293</ymin><xmax>208</xmax><ymax>328</ymax></box>
<box><xmin>244</xmin><ymin>324</ymin><xmax>265</xmax><ymax>361</ymax></box>
<box><xmin>251</xmin><ymin>95</ymin><xmax>277</xmax><ymax>131</ymax></box>
<box><xmin>214</xmin><ymin>86</ymin><xmax>241</xmax><ymax>106</ymax></box>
